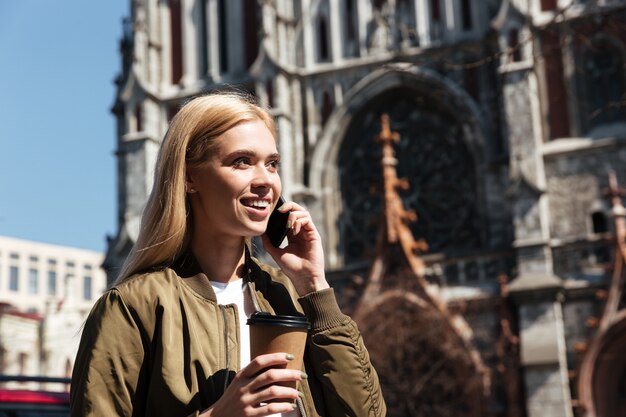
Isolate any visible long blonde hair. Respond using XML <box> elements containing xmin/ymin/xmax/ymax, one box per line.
<box><xmin>115</xmin><ymin>92</ymin><xmax>276</xmax><ymax>284</ymax></box>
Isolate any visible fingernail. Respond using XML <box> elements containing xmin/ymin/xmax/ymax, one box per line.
<box><xmin>292</xmin><ymin>403</ymin><xmax>298</xmax><ymax>410</ymax></box>
<box><xmin>286</xmin><ymin>353</ymin><xmax>295</xmax><ymax>361</ymax></box>
<box><xmin>278</xmin><ymin>204</ymin><xmax>288</xmax><ymax>212</ymax></box>
<box><xmin>286</xmin><ymin>220</ymin><xmax>291</xmax><ymax>229</ymax></box>
<box><xmin>300</xmin><ymin>372</ymin><xmax>308</xmax><ymax>379</ymax></box>
<box><xmin>299</xmin><ymin>391</ymin><xmax>305</xmax><ymax>398</ymax></box>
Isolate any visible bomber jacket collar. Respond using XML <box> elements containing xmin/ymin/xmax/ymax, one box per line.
<box><xmin>171</xmin><ymin>246</ymin><xmax>261</xmax><ymax>306</ymax></box>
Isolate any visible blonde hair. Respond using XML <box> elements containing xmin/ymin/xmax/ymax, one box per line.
<box><xmin>115</xmin><ymin>92</ymin><xmax>275</xmax><ymax>284</ymax></box>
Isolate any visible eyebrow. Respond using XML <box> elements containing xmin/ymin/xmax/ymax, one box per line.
<box><xmin>222</xmin><ymin>149</ymin><xmax>281</xmax><ymax>160</ymax></box>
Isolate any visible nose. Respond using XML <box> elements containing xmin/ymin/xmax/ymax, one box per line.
<box><xmin>251</xmin><ymin>163</ymin><xmax>275</xmax><ymax>189</ymax></box>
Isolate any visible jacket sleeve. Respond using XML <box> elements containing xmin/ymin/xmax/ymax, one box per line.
<box><xmin>298</xmin><ymin>288</ymin><xmax>386</xmax><ymax>417</ymax></box>
<box><xmin>70</xmin><ymin>289</ymin><xmax>147</xmax><ymax>417</ymax></box>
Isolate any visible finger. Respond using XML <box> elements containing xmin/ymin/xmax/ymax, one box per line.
<box><xmin>291</xmin><ymin>216</ymin><xmax>315</xmax><ymax>237</ymax></box>
<box><xmin>252</xmin><ymin>401</ymin><xmax>299</xmax><ymax>416</ymax></box>
<box><xmin>278</xmin><ymin>201</ymin><xmax>307</xmax><ymax>213</ymax></box>
<box><xmin>250</xmin><ymin>384</ymin><xmax>301</xmax><ymax>405</ymax></box>
<box><xmin>250</xmin><ymin>368</ymin><xmax>304</xmax><ymax>392</ymax></box>
<box><xmin>241</xmin><ymin>353</ymin><xmax>292</xmax><ymax>378</ymax></box>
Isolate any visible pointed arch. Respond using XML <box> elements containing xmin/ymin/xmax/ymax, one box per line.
<box><xmin>309</xmin><ymin>64</ymin><xmax>488</xmax><ymax>268</ymax></box>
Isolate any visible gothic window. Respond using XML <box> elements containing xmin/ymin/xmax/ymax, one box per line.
<box><xmin>321</xmin><ymin>91</ymin><xmax>334</xmax><ymax>126</ymax></box>
<box><xmin>218</xmin><ymin>0</ymin><xmax>228</xmax><ymax>72</ymax></box>
<box><xmin>337</xmin><ymin>89</ymin><xmax>482</xmax><ymax>265</ymax></box>
<box><xmin>345</xmin><ymin>0</ymin><xmax>356</xmax><ymax>41</ymax></box>
<box><xmin>199</xmin><ymin>0</ymin><xmax>208</xmax><ymax>76</ymax></box>
<box><xmin>396</xmin><ymin>0</ymin><xmax>417</xmax><ymax>47</ymax></box>
<box><xmin>581</xmin><ymin>37</ymin><xmax>626</xmax><ymax>132</ymax></box>
<box><xmin>244</xmin><ymin>0</ymin><xmax>259</xmax><ymax>68</ymax></box>
<box><xmin>591</xmin><ymin>211</ymin><xmax>608</xmax><ymax>234</ymax></box>
<box><xmin>460</xmin><ymin>0</ymin><xmax>472</xmax><ymax>30</ymax></box>
<box><xmin>318</xmin><ymin>15</ymin><xmax>331</xmax><ymax>62</ymax></box>
<box><xmin>169</xmin><ymin>0</ymin><xmax>183</xmax><ymax>84</ymax></box>
<box><xmin>542</xmin><ymin>30</ymin><xmax>570</xmax><ymax>139</ymax></box>
<box><xmin>430</xmin><ymin>0</ymin><xmax>441</xmax><ymax>22</ymax></box>
<box><xmin>266</xmin><ymin>79</ymin><xmax>274</xmax><ymax>108</ymax></box>
<box><xmin>134</xmin><ymin>102</ymin><xmax>143</xmax><ymax>132</ymax></box>
<box><xmin>508</xmin><ymin>29</ymin><xmax>522</xmax><ymax>62</ymax></box>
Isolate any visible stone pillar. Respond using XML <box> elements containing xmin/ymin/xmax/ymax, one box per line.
<box><xmin>501</xmin><ymin>27</ymin><xmax>574</xmax><ymax>417</ymax></box>
<box><xmin>329</xmin><ymin>0</ymin><xmax>342</xmax><ymax>63</ymax></box>
<box><xmin>206</xmin><ymin>0</ymin><xmax>221</xmax><ymax>79</ymax></box>
<box><xmin>510</xmin><ymin>287</ymin><xmax>573</xmax><ymax>417</ymax></box>
<box><xmin>181</xmin><ymin>0</ymin><xmax>199</xmax><ymax>86</ymax></box>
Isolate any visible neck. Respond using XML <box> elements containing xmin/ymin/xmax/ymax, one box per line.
<box><xmin>191</xmin><ymin>234</ymin><xmax>246</xmax><ymax>283</ymax></box>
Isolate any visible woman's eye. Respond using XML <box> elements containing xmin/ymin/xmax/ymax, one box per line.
<box><xmin>267</xmin><ymin>160</ymin><xmax>280</xmax><ymax>170</ymax></box>
<box><xmin>232</xmin><ymin>157</ymin><xmax>251</xmax><ymax>167</ymax></box>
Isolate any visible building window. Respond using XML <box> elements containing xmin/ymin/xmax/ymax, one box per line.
<box><xmin>430</xmin><ymin>0</ymin><xmax>441</xmax><ymax>22</ymax></box>
<box><xmin>170</xmin><ymin>0</ymin><xmax>183</xmax><ymax>84</ymax></box>
<box><xmin>592</xmin><ymin>211</ymin><xmax>608</xmax><ymax>234</ymax></box>
<box><xmin>460</xmin><ymin>0</ymin><xmax>472</xmax><ymax>30</ymax></box>
<box><xmin>218</xmin><ymin>0</ymin><xmax>228</xmax><ymax>72</ymax></box>
<box><xmin>18</xmin><ymin>352</ymin><xmax>28</xmax><ymax>375</ymax></box>
<box><xmin>508</xmin><ymin>29</ymin><xmax>522</xmax><ymax>62</ymax></box>
<box><xmin>48</xmin><ymin>270</ymin><xmax>57</xmax><ymax>295</ymax></box>
<box><xmin>9</xmin><ymin>253</ymin><xmax>19</xmax><ymax>260</ymax></box>
<box><xmin>321</xmin><ymin>90</ymin><xmax>334</xmax><ymax>126</ymax></box>
<box><xmin>9</xmin><ymin>266</ymin><xmax>19</xmax><ymax>291</ymax></box>
<box><xmin>28</xmin><ymin>268</ymin><xmax>38</xmax><ymax>294</ymax></box>
<box><xmin>582</xmin><ymin>37</ymin><xmax>626</xmax><ymax>132</ymax></box>
<box><xmin>345</xmin><ymin>0</ymin><xmax>356</xmax><ymax>41</ymax></box>
<box><xmin>318</xmin><ymin>15</ymin><xmax>330</xmax><ymax>62</ymax></box>
<box><xmin>83</xmin><ymin>276</ymin><xmax>92</xmax><ymax>300</ymax></box>
<box><xmin>134</xmin><ymin>102</ymin><xmax>143</xmax><ymax>132</ymax></box>
<box><xmin>66</xmin><ymin>261</ymin><xmax>75</xmax><ymax>269</ymax></box>
<box><xmin>542</xmin><ymin>30</ymin><xmax>570</xmax><ymax>139</ymax></box>
<box><xmin>48</xmin><ymin>259</ymin><xmax>57</xmax><ymax>266</ymax></box>
<box><xmin>0</xmin><ymin>348</ymin><xmax>6</xmax><ymax>374</ymax></box>
<box><xmin>266</xmin><ymin>79</ymin><xmax>274</xmax><ymax>108</ymax></box>
<box><xmin>244</xmin><ymin>0</ymin><xmax>259</xmax><ymax>68</ymax></box>
<box><xmin>29</xmin><ymin>255</ymin><xmax>38</xmax><ymax>263</ymax></box>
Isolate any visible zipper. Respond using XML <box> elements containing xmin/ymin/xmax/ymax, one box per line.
<box><xmin>296</xmin><ymin>396</ymin><xmax>307</xmax><ymax>417</ymax></box>
<box><xmin>219</xmin><ymin>305</ymin><xmax>230</xmax><ymax>393</ymax></box>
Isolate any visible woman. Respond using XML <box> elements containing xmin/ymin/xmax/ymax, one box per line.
<box><xmin>70</xmin><ymin>93</ymin><xmax>386</xmax><ymax>417</ymax></box>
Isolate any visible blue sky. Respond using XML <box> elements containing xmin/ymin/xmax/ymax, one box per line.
<box><xmin>0</xmin><ymin>1</ymin><xmax>127</xmax><ymax>252</ymax></box>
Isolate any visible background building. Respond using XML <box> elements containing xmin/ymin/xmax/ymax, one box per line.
<box><xmin>0</xmin><ymin>236</ymin><xmax>106</xmax><ymax>390</ymax></box>
<box><xmin>103</xmin><ymin>0</ymin><xmax>626</xmax><ymax>416</ymax></box>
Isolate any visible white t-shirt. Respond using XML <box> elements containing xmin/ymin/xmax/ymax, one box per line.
<box><xmin>211</xmin><ymin>279</ymin><xmax>300</xmax><ymax>417</ymax></box>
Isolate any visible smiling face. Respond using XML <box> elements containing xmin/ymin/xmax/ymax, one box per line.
<box><xmin>186</xmin><ymin>119</ymin><xmax>282</xmax><ymax>243</ymax></box>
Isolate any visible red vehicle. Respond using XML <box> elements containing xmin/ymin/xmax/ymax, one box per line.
<box><xmin>0</xmin><ymin>376</ymin><xmax>70</xmax><ymax>417</ymax></box>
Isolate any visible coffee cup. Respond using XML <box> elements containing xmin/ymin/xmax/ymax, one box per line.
<box><xmin>247</xmin><ymin>312</ymin><xmax>310</xmax><ymax>390</ymax></box>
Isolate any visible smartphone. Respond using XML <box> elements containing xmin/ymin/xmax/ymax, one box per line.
<box><xmin>265</xmin><ymin>196</ymin><xmax>290</xmax><ymax>248</ymax></box>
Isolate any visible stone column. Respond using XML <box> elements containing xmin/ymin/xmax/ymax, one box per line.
<box><xmin>501</xmin><ymin>30</ymin><xmax>574</xmax><ymax>417</ymax></box>
<box><xmin>180</xmin><ymin>0</ymin><xmax>199</xmax><ymax>86</ymax></box>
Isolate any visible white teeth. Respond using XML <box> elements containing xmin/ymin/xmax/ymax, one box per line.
<box><xmin>245</xmin><ymin>200</ymin><xmax>270</xmax><ymax>208</ymax></box>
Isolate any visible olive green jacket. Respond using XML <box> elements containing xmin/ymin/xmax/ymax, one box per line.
<box><xmin>70</xmin><ymin>255</ymin><xmax>386</xmax><ymax>417</ymax></box>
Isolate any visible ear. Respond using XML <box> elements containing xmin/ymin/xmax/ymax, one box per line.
<box><xmin>185</xmin><ymin>169</ymin><xmax>198</xmax><ymax>194</ymax></box>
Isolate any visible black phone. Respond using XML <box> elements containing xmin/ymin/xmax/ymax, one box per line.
<box><xmin>265</xmin><ymin>196</ymin><xmax>290</xmax><ymax>247</ymax></box>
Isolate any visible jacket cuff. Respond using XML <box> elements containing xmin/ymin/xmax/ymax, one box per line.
<box><xmin>298</xmin><ymin>288</ymin><xmax>348</xmax><ymax>331</ymax></box>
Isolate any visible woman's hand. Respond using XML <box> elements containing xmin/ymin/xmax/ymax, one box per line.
<box><xmin>261</xmin><ymin>201</ymin><xmax>330</xmax><ymax>296</ymax></box>
<box><xmin>199</xmin><ymin>353</ymin><xmax>304</xmax><ymax>417</ymax></box>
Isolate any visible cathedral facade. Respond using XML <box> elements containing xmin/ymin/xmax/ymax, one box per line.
<box><xmin>103</xmin><ymin>0</ymin><xmax>626</xmax><ymax>416</ymax></box>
